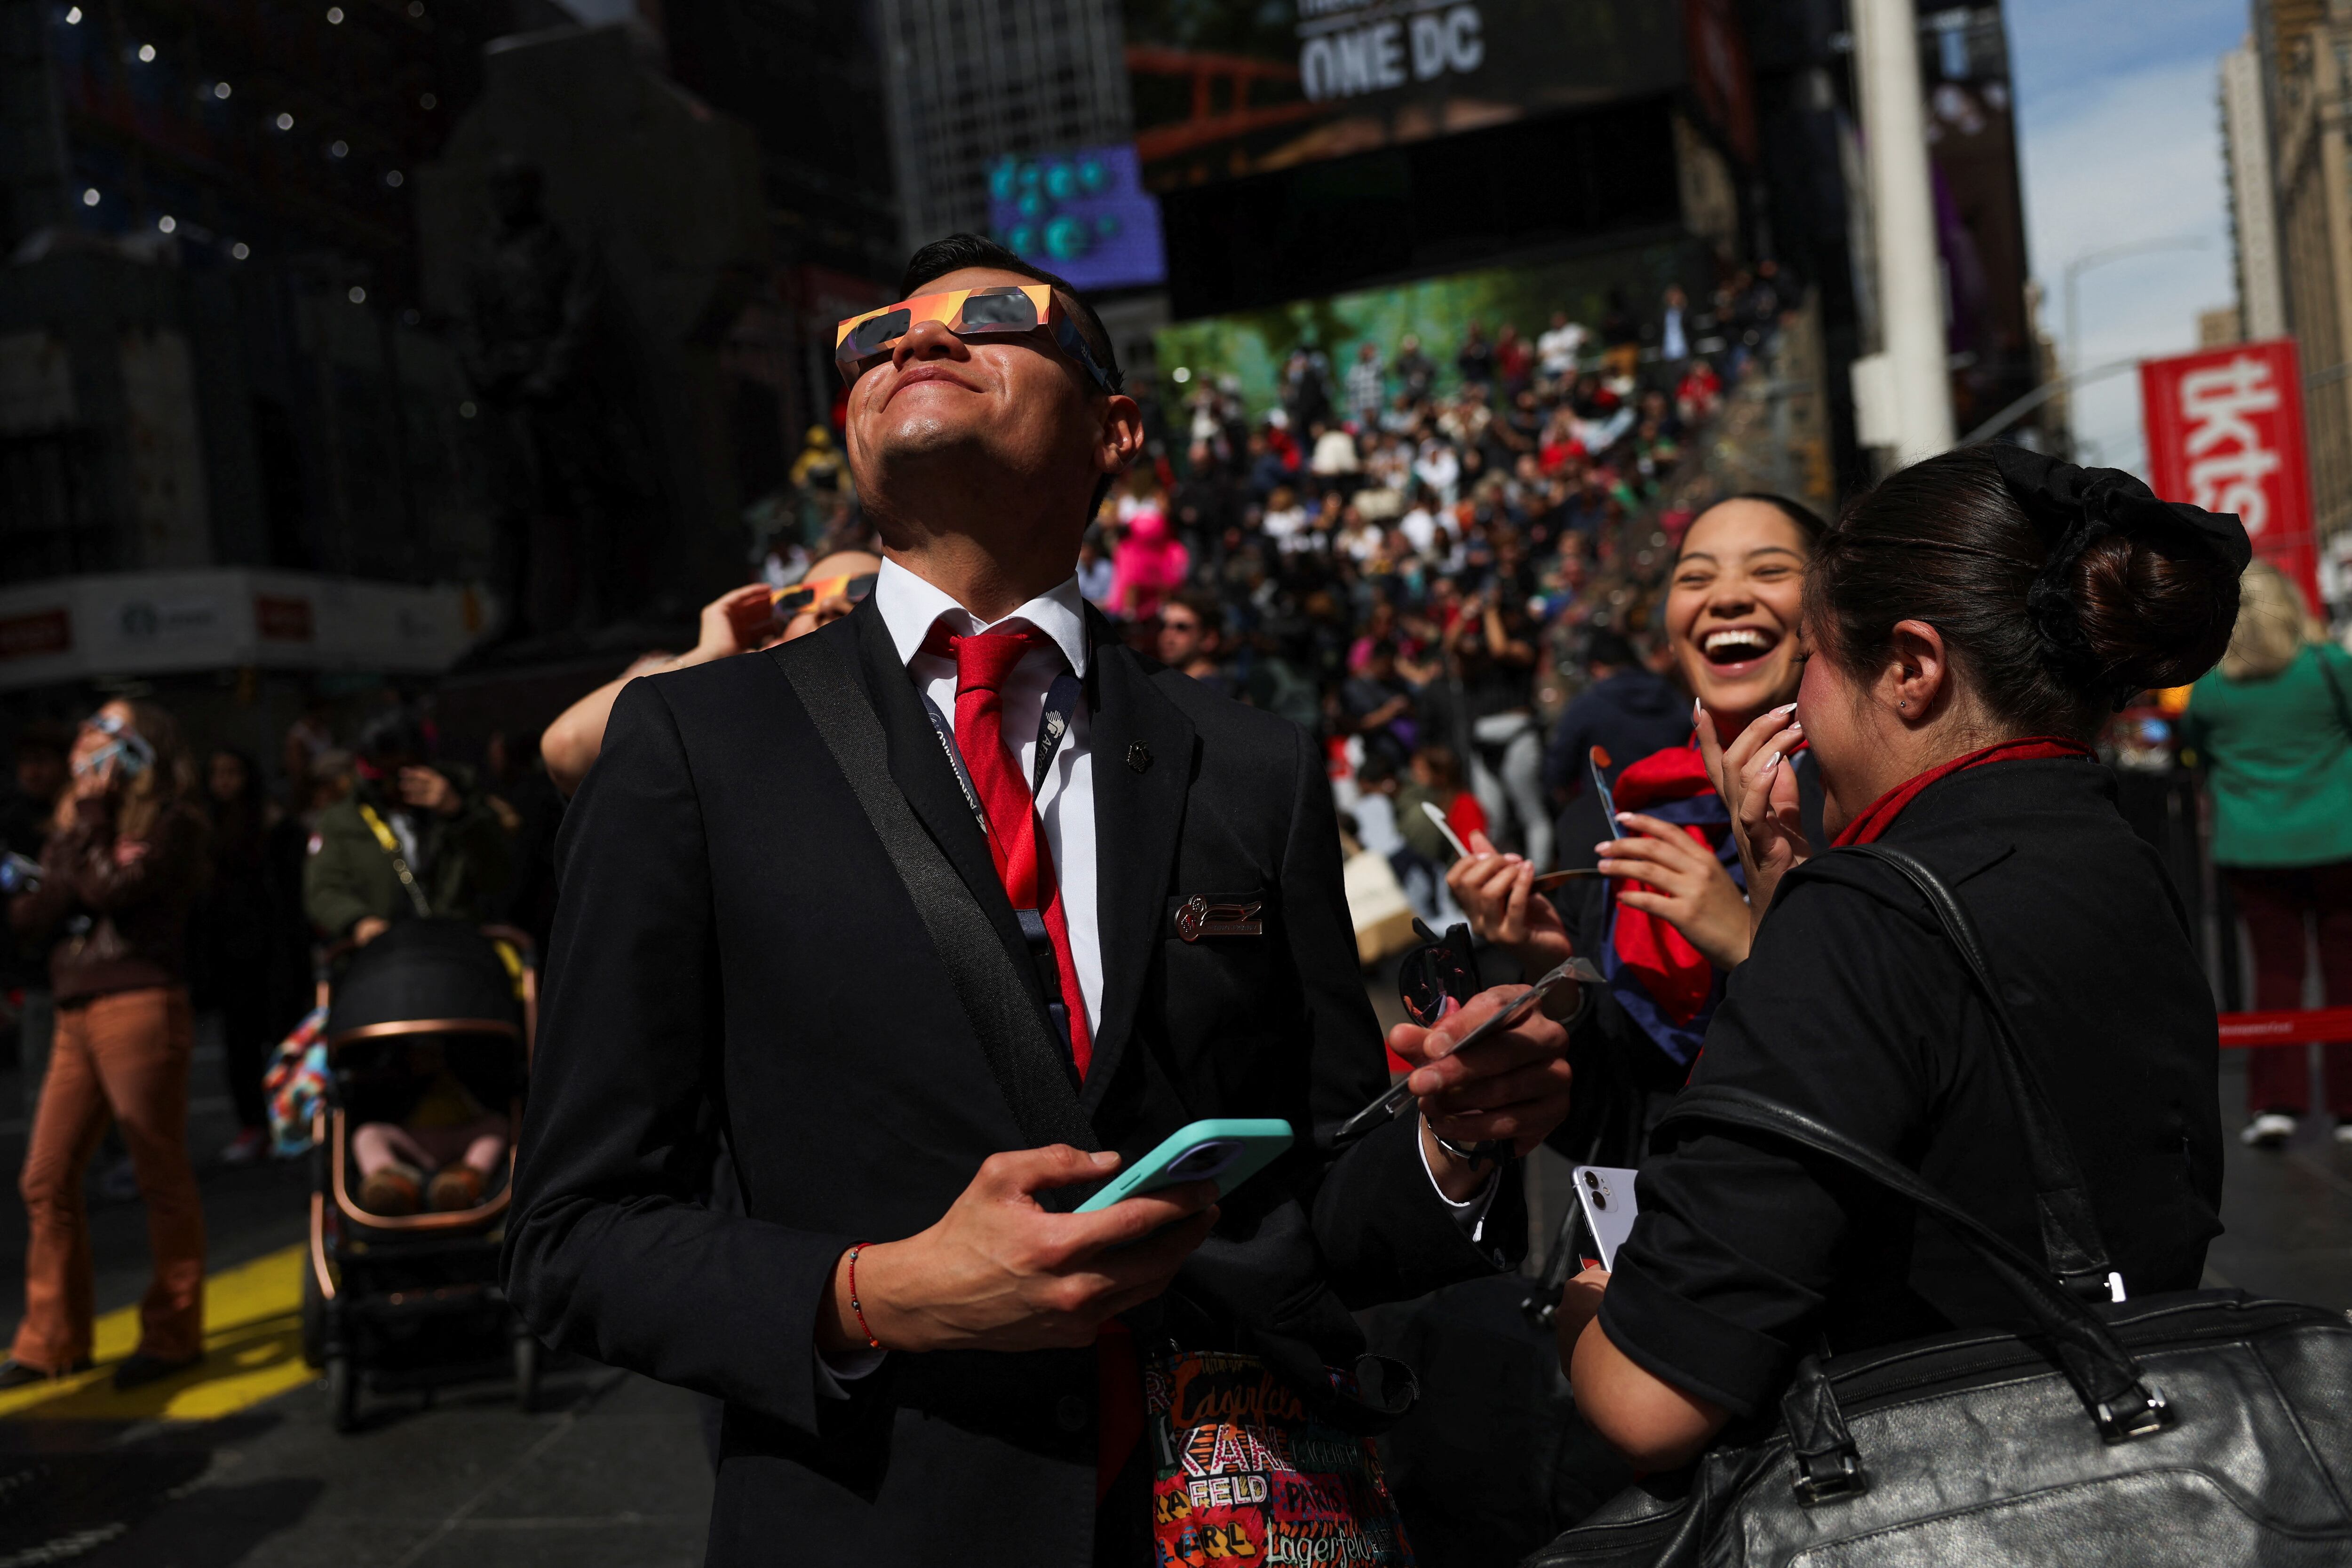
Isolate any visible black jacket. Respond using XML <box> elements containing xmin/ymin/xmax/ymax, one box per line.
<box><xmin>1600</xmin><ymin>759</ymin><xmax>2224</xmax><ymax>1418</ymax></box>
<box><xmin>503</xmin><ymin>600</ymin><xmax>1518</xmax><ymax>1566</ymax></box>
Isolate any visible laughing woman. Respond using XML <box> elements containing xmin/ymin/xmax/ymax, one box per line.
<box><xmin>1557</xmin><ymin>446</ymin><xmax>2239</xmax><ymax>1472</ymax></box>
<box><xmin>1448</xmin><ymin>493</ymin><xmax>1825</xmax><ymax>1162</ymax></box>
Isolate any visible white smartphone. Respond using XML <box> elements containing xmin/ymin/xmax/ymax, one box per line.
<box><xmin>1569</xmin><ymin>1164</ymin><xmax>1641</xmax><ymax>1272</ymax></box>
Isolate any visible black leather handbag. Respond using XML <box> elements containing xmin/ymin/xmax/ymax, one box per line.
<box><xmin>1527</xmin><ymin>844</ymin><xmax>2352</xmax><ymax>1567</ymax></box>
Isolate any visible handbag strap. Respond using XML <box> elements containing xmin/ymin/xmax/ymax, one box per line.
<box><xmin>1841</xmin><ymin>843</ymin><xmax>2117</xmax><ymax>1296</ymax></box>
<box><xmin>1658</xmin><ymin>1085</ymin><xmax>2164</xmax><ymax>1438</ymax></box>
<box><xmin>771</xmin><ymin>632</ymin><xmax>1098</xmax><ymax>1160</ymax></box>
<box><xmin>356</xmin><ymin>803</ymin><xmax>434</xmax><ymax>919</ymax></box>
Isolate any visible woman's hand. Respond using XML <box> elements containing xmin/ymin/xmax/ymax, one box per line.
<box><xmin>398</xmin><ymin>766</ymin><xmax>464</xmax><ymax>819</ymax></box>
<box><xmin>1446</xmin><ymin>830</ymin><xmax>1572</xmax><ymax>976</ymax></box>
<box><xmin>1554</xmin><ymin>1264</ymin><xmax>1610</xmax><ymax>1370</ymax></box>
<box><xmin>1596</xmin><ymin>813</ymin><xmax>1751</xmax><ymax>970</ymax></box>
<box><xmin>1695</xmin><ymin>702</ymin><xmax>1810</xmax><ymax>929</ymax></box>
<box><xmin>681</xmin><ymin>584</ymin><xmax>780</xmax><ymax>668</ymax></box>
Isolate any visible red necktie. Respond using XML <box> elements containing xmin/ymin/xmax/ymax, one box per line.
<box><xmin>944</xmin><ymin>624</ymin><xmax>1138</xmax><ymax>1501</ymax></box>
<box><xmin>947</xmin><ymin>626</ymin><xmax>1094</xmax><ymax>1079</ymax></box>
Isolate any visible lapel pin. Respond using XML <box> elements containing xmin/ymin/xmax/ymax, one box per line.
<box><xmin>1127</xmin><ymin>741</ymin><xmax>1152</xmax><ymax>773</ymax></box>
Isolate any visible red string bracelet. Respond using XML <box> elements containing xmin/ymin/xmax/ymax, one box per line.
<box><xmin>846</xmin><ymin>1242</ymin><xmax>881</xmax><ymax>1350</ymax></box>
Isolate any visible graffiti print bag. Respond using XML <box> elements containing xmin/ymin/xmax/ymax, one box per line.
<box><xmin>1148</xmin><ymin>1342</ymin><xmax>1417</xmax><ymax>1566</ymax></box>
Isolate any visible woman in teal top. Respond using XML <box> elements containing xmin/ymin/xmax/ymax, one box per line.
<box><xmin>2180</xmin><ymin>561</ymin><xmax>2352</xmax><ymax>1146</ymax></box>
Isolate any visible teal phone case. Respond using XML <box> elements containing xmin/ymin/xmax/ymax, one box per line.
<box><xmin>1074</xmin><ymin>1117</ymin><xmax>1295</xmax><ymax>1212</ymax></box>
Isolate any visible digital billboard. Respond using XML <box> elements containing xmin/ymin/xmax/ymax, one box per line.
<box><xmin>1153</xmin><ymin>239</ymin><xmax>1695</xmax><ymax>414</ymax></box>
<box><xmin>1122</xmin><ymin>0</ymin><xmax>1686</xmax><ymax>192</ymax></box>
<box><xmin>986</xmin><ymin>143</ymin><xmax>1167</xmax><ymax>292</ymax></box>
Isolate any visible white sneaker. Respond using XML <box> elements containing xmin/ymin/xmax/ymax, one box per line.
<box><xmin>2334</xmin><ymin>1122</ymin><xmax>2352</xmax><ymax>1145</ymax></box>
<box><xmin>2241</xmin><ymin>1113</ymin><xmax>2297</xmax><ymax>1148</ymax></box>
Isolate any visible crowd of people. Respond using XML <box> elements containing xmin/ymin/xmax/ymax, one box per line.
<box><xmin>3</xmin><ymin>230</ymin><xmax>2352</xmax><ymax>1568</ymax></box>
<box><xmin>0</xmin><ymin>696</ymin><xmax>562</xmax><ymax>1387</ymax></box>
<box><xmin>1085</xmin><ymin>288</ymin><xmax>1763</xmax><ymax>891</ymax></box>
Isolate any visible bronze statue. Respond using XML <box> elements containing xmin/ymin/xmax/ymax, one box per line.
<box><xmin>462</xmin><ymin>157</ymin><xmax>647</xmax><ymax>639</ymax></box>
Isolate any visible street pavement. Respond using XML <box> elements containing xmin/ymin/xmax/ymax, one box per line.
<box><xmin>0</xmin><ymin>1028</ymin><xmax>2346</xmax><ymax>1565</ymax></box>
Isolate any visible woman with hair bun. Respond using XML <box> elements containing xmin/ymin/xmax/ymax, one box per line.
<box><xmin>2180</xmin><ymin>560</ymin><xmax>2352</xmax><ymax>1148</ymax></box>
<box><xmin>1552</xmin><ymin>446</ymin><xmax>2247</xmax><ymax>1469</ymax></box>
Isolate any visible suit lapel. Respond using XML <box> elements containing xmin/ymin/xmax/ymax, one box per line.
<box><xmin>1083</xmin><ymin>621</ymin><xmax>1196</xmax><ymax>1111</ymax></box>
<box><xmin>846</xmin><ymin>602</ymin><xmax>1057</xmax><ymax>1027</ymax></box>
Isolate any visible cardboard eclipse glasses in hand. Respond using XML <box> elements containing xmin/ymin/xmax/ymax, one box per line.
<box><xmin>833</xmin><ymin>283</ymin><xmax>1120</xmax><ymax>395</ymax></box>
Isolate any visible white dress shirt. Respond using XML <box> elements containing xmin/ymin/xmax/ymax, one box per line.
<box><xmin>873</xmin><ymin>557</ymin><xmax>1103</xmax><ymax>1036</ymax></box>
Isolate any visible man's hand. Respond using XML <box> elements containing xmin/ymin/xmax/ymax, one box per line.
<box><xmin>1386</xmin><ymin>984</ymin><xmax>1573</xmax><ymax>1200</ymax></box>
<box><xmin>397</xmin><ymin>766</ymin><xmax>463</xmax><ymax>818</ymax></box>
<box><xmin>352</xmin><ymin>916</ymin><xmax>391</xmax><ymax>946</ymax></box>
<box><xmin>1446</xmin><ymin>830</ymin><xmax>1572</xmax><ymax>976</ymax></box>
<box><xmin>1595</xmin><ymin>812</ymin><xmax>1751</xmax><ymax>970</ymax></box>
<box><xmin>819</xmin><ymin>1146</ymin><xmax>1218</xmax><ymax>1354</ymax></box>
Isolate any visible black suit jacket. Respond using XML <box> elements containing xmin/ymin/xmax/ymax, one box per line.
<box><xmin>503</xmin><ymin>599</ymin><xmax>1521</xmax><ymax>1566</ymax></box>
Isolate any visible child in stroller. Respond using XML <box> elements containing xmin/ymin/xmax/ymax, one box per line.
<box><xmin>347</xmin><ymin>1037</ymin><xmax>511</xmax><ymax>1215</ymax></box>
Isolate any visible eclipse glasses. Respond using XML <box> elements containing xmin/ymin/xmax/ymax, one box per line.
<box><xmin>834</xmin><ymin>284</ymin><xmax>1120</xmax><ymax>395</ymax></box>
<box><xmin>771</xmin><ymin>570</ymin><xmax>877</xmax><ymax>615</ymax></box>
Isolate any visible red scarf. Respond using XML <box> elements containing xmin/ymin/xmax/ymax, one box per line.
<box><xmin>1831</xmin><ymin>736</ymin><xmax>2093</xmax><ymax>847</ymax></box>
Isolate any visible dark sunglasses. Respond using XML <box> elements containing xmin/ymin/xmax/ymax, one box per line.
<box><xmin>1398</xmin><ymin>918</ymin><xmax>1480</xmax><ymax>1029</ymax></box>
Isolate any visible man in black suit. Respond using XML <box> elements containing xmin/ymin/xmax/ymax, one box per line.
<box><xmin>504</xmin><ymin>235</ymin><xmax>1578</xmax><ymax>1566</ymax></box>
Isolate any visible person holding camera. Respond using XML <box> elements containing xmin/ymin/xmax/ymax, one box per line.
<box><xmin>302</xmin><ymin>708</ymin><xmax>510</xmax><ymax>947</ymax></box>
<box><xmin>3</xmin><ymin>701</ymin><xmax>212</xmax><ymax>1391</ymax></box>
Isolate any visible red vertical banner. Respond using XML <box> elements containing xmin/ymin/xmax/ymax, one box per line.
<box><xmin>2140</xmin><ymin>339</ymin><xmax>2320</xmax><ymax>610</ymax></box>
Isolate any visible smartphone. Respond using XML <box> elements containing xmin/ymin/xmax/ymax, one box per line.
<box><xmin>1075</xmin><ymin>1118</ymin><xmax>1294</xmax><ymax>1213</ymax></box>
<box><xmin>1569</xmin><ymin>1164</ymin><xmax>1640</xmax><ymax>1272</ymax></box>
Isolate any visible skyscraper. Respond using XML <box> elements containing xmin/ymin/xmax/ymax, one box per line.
<box><xmin>2221</xmin><ymin>37</ymin><xmax>2288</xmax><ymax>343</ymax></box>
<box><xmin>870</xmin><ymin>0</ymin><xmax>1134</xmax><ymax>251</ymax></box>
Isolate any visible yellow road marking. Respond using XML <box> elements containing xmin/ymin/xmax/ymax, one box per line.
<box><xmin>0</xmin><ymin>1243</ymin><xmax>314</xmax><ymax>1422</ymax></box>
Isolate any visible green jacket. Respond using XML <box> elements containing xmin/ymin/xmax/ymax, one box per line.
<box><xmin>2179</xmin><ymin>643</ymin><xmax>2352</xmax><ymax>869</ymax></box>
<box><xmin>303</xmin><ymin>772</ymin><xmax>513</xmax><ymax>937</ymax></box>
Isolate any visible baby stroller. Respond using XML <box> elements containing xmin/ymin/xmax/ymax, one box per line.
<box><xmin>297</xmin><ymin>919</ymin><xmax>536</xmax><ymax>1432</ymax></box>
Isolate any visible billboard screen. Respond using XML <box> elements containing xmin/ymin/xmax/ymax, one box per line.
<box><xmin>2141</xmin><ymin>339</ymin><xmax>2320</xmax><ymax>611</ymax></box>
<box><xmin>986</xmin><ymin>143</ymin><xmax>1167</xmax><ymax>292</ymax></box>
<box><xmin>1122</xmin><ymin>0</ymin><xmax>1686</xmax><ymax>192</ymax></box>
<box><xmin>1153</xmin><ymin>239</ymin><xmax>1693</xmax><ymax>414</ymax></box>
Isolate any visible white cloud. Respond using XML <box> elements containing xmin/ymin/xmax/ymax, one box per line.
<box><xmin>2017</xmin><ymin>52</ymin><xmax>2236</xmax><ymax>475</ymax></box>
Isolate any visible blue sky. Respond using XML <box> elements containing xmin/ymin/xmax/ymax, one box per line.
<box><xmin>2008</xmin><ymin>0</ymin><xmax>2248</xmax><ymax>474</ymax></box>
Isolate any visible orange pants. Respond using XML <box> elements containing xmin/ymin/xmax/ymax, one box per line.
<box><xmin>13</xmin><ymin>987</ymin><xmax>205</xmax><ymax>1370</ymax></box>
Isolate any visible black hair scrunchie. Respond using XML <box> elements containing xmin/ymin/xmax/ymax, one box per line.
<box><xmin>1984</xmin><ymin>444</ymin><xmax>2251</xmax><ymax>704</ymax></box>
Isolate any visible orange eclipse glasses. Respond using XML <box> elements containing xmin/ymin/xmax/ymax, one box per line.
<box><xmin>834</xmin><ymin>284</ymin><xmax>1120</xmax><ymax>394</ymax></box>
<box><xmin>771</xmin><ymin>570</ymin><xmax>876</xmax><ymax>615</ymax></box>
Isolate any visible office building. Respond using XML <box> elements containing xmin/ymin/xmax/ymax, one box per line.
<box><xmin>2222</xmin><ymin>38</ymin><xmax>2289</xmax><ymax>343</ymax></box>
<box><xmin>870</xmin><ymin>0</ymin><xmax>1134</xmax><ymax>251</ymax></box>
<box><xmin>2270</xmin><ymin>1</ymin><xmax>2352</xmax><ymax>546</ymax></box>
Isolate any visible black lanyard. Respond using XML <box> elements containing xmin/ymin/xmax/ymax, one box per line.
<box><xmin>917</xmin><ymin>664</ymin><xmax>1088</xmax><ymax>1052</ymax></box>
<box><xmin>917</xmin><ymin>668</ymin><xmax>1085</xmax><ymax>842</ymax></box>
